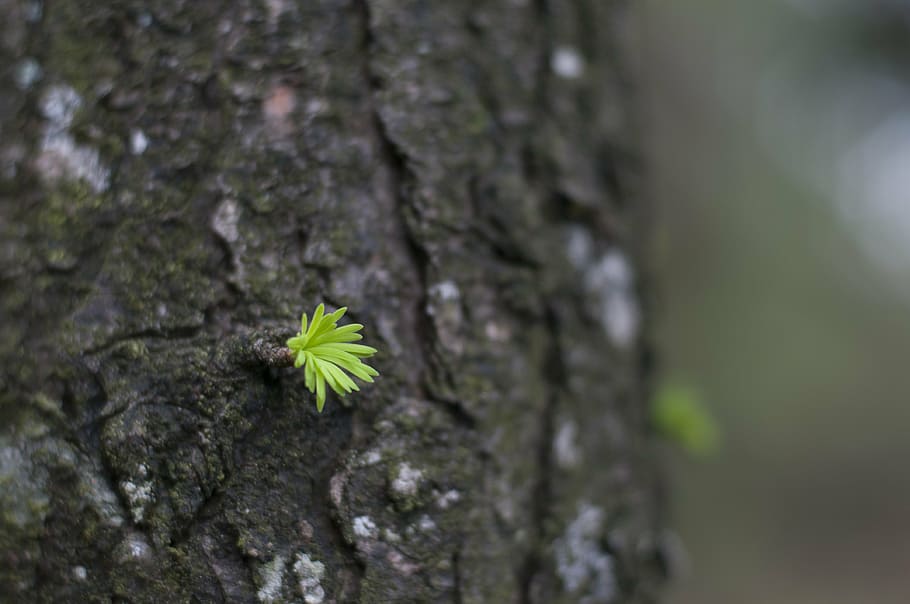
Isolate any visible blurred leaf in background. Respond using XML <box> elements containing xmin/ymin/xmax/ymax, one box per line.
<box><xmin>653</xmin><ymin>383</ymin><xmax>720</xmax><ymax>457</ymax></box>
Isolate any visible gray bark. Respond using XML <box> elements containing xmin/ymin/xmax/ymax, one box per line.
<box><xmin>0</xmin><ymin>0</ymin><xmax>662</xmax><ymax>602</ymax></box>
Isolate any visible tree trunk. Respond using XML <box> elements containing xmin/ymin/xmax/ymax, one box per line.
<box><xmin>0</xmin><ymin>0</ymin><xmax>661</xmax><ymax>602</ymax></box>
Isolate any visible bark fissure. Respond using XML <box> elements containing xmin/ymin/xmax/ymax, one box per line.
<box><xmin>515</xmin><ymin>2</ymin><xmax>562</xmax><ymax>600</ymax></box>
<box><xmin>519</xmin><ymin>303</ymin><xmax>566</xmax><ymax>602</ymax></box>
<box><xmin>452</xmin><ymin>546</ymin><xmax>463</xmax><ymax>604</ymax></box>
<box><xmin>531</xmin><ymin>0</ymin><xmax>554</xmax><ymax>118</ymax></box>
<box><xmin>355</xmin><ymin>0</ymin><xmax>438</xmax><ymax>402</ymax></box>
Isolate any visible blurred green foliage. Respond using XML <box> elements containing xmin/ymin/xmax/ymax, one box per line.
<box><xmin>652</xmin><ymin>383</ymin><xmax>719</xmax><ymax>456</ymax></box>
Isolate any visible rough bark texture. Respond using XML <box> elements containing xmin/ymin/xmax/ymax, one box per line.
<box><xmin>0</xmin><ymin>0</ymin><xmax>661</xmax><ymax>602</ymax></box>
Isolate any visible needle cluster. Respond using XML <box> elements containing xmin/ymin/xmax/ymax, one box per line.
<box><xmin>287</xmin><ymin>304</ymin><xmax>379</xmax><ymax>412</ymax></box>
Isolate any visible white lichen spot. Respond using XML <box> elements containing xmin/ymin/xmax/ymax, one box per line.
<box><xmin>118</xmin><ymin>533</ymin><xmax>152</xmax><ymax>562</ymax></box>
<box><xmin>352</xmin><ymin>515</ymin><xmax>378</xmax><ymax>539</ymax></box>
<box><xmin>362</xmin><ymin>449</ymin><xmax>382</xmax><ymax>466</ymax></box>
<box><xmin>426</xmin><ymin>280</ymin><xmax>466</xmax><ymax>352</ymax></box>
<box><xmin>435</xmin><ymin>489</ymin><xmax>461</xmax><ymax>510</ymax></box>
<box><xmin>129</xmin><ymin>129</ymin><xmax>148</xmax><ymax>155</ymax></box>
<box><xmin>584</xmin><ymin>250</ymin><xmax>640</xmax><ymax>348</ymax></box>
<box><xmin>554</xmin><ymin>420</ymin><xmax>582</xmax><ymax>469</ymax></box>
<box><xmin>40</xmin><ymin>85</ymin><xmax>81</xmax><ymax>129</ymax></box>
<box><xmin>551</xmin><ymin>46</ymin><xmax>585</xmax><ymax>80</ymax></box>
<box><xmin>129</xmin><ymin>540</ymin><xmax>148</xmax><ymax>558</ymax></box>
<box><xmin>417</xmin><ymin>514</ymin><xmax>436</xmax><ymax>532</ymax></box>
<box><xmin>211</xmin><ymin>198</ymin><xmax>240</xmax><ymax>243</ymax></box>
<box><xmin>14</xmin><ymin>58</ymin><xmax>42</xmax><ymax>90</ymax></box>
<box><xmin>72</xmin><ymin>565</ymin><xmax>87</xmax><ymax>580</ymax></box>
<box><xmin>553</xmin><ymin>503</ymin><xmax>616</xmax><ymax>602</ymax></box>
<box><xmin>256</xmin><ymin>555</ymin><xmax>287</xmax><ymax>604</ymax></box>
<box><xmin>391</xmin><ymin>463</ymin><xmax>423</xmax><ymax>497</ymax></box>
<box><xmin>293</xmin><ymin>552</ymin><xmax>326</xmax><ymax>604</ymax></box>
<box><xmin>428</xmin><ymin>280</ymin><xmax>460</xmax><ymax>302</ymax></box>
<box><xmin>565</xmin><ymin>226</ymin><xmax>594</xmax><ymax>269</ymax></box>
<box><xmin>35</xmin><ymin>136</ymin><xmax>110</xmax><ymax>192</ymax></box>
<box><xmin>120</xmin><ymin>479</ymin><xmax>154</xmax><ymax>524</ymax></box>
<box><xmin>36</xmin><ymin>85</ymin><xmax>110</xmax><ymax>193</ymax></box>
<box><xmin>136</xmin><ymin>11</ymin><xmax>152</xmax><ymax>27</ymax></box>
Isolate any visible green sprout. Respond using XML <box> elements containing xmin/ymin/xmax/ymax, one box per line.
<box><xmin>287</xmin><ymin>304</ymin><xmax>379</xmax><ymax>412</ymax></box>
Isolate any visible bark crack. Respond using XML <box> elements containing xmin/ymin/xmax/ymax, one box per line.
<box><xmin>518</xmin><ymin>304</ymin><xmax>564</xmax><ymax>603</ymax></box>
<box><xmin>354</xmin><ymin>0</ymin><xmax>437</xmax><ymax>401</ymax></box>
<box><xmin>517</xmin><ymin>3</ymin><xmax>561</xmax><ymax>600</ymax></box>
<box><xmin>452</xmin><ymin>546</ymin><xmax>463</xmax><ymax>604</ymax></box>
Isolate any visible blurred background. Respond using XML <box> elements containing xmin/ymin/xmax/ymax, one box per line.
<box><xmin>644</xmin><ymin>1</ymin><xmax>910</xmax><ymax>603</ymax></box>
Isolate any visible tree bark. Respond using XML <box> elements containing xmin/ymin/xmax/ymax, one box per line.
<box><xmin>0</xmin><ymin>0</ymin><xmax>662</xmax><ymax>602</ymax></box>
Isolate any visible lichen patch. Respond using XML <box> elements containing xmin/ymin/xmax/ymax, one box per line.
<box><xmin>391</xmin><ymin>462</ymin><xmax>423</xmax><ymax>498</ymax></box>
<box><xmin>256</xmin><ymin>555</ymin><xmax>287</xmax><ymax>604</ymax></box>
<box><xmin>129</xmin><ymin>129</ymin><xmax>148</xmax><ymax>155</ymax></box>
<box><xmin>553</xmin><ymin>503</ymin><xmax>616</xmax><ymax>602</ymax></box>
<box><xmin>116</xmin><ymin>532</ymin><xmax>152</xmax><ymax>563</ymax></box>
<box><xmin>584</xmin><ymin>250</ymin><xmax>640</xmax><ymax>348</ymax></box>
<box><xmin>434</xmin><ymin>489</ymin><xmax>461</xmax><ymax>510</ymax></box>
<box><xmin>14</xmin><ymin>58</ymin><xmax>42</xmax><ymax>90</ymax></box>
<box><xmin>427</xmin><ymin>281</ymin><xmax>464</xmax><ymax>353</ymax></box>
<box><xmin>554</xmin><ymin>420</ymin><xmax>582</xmax><ymax>469</ymax></box>
<box><xmin>352</xmin><ymin>515</ymin><xmax>378</xmax><ymax>539</ymax></box>
<box><xmin>551</xmin><ymin>46</ymin><xmax>585</xmax><ymax>79</ymax></box>
<box><xmin>293</xmin><ymin>552</ymin><xmax>326</xmax><ymax>604</ymax></box>
<box><xmin>34</xmin><ymin>85</ymin><xmax>109</xmax><ymax>193</ymax></box>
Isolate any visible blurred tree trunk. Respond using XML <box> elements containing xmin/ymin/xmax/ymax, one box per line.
<box><xmin>0</xmin><ymin>0</ymin><xmax>662</xmax><ymax>602</ymax></box>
